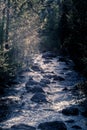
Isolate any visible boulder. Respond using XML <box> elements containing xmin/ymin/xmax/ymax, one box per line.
<box><xmin>0</xmin><ymin>86</ymin><xmax>5</xmax><ymax>96</ymax></box>
<box><xmin>11</xmin><ymin>124</ymin><xmax>36</xmax><ymax>130</ymax></box>
<box><xmin>0</xmin><ymin>104</ymin><xmax>9</xmax><ymax>122</ymax></box>
<box><xmin>26</xmin><ymin>79</ymin><xmax>38</xmax><ymax>86</ymax></box>
<box><xmin>59</xmin><ymin>57</ymin><xmax>66</xmax><ymax>62</ymax></box>
<box><xmin>65</xmin><ymin>119</ymin><xmax>75</xmax><ymax>123</ymax></box>
<box><xmin>72</xmin><ymin>125</ymin><xmax>82</xmax><ymax>129</ymax></box>
<box><xmin>40</xmin><ymin>79</ymin><xmax>50</xmax><ymax>84</ymax></box>
<box><xmin>43</xmin><ymin>60</ymin><xmax>52</xmax><ymax>64</ymax></box>
<box><xmin>62</xmin><ymin>107</ymin><xmax>79</xmax><ymax>116</ymax></box>
<box><xmin>31</xmin><ymin>65</ymin><xmax>42</xmax><ymax>72</ymax></box>
<box><xmin>53</xmin><ymin>76</ymin><xmax>65</xmax><ymax>81</ymax></box>
<box><xmin>38</xmin><ymin>82</ymin><xmax>47</xmax><ymax>87</ymax></box>
<box><xmin>26</xmin><ymin>86</ymin><xmax>44</xmax><ymax>93</ymax></box>
<box><xmin>81</xmin><ymin>110</ymin><xmax>87</xmax><ymax>117</ymax></box>
<box><xmin>31</xmin><ymin>93</ymin><xmax>47</xmax><ymax>103</ymax></box>
<box><xmin>62</xmin><ymin>87</ymin><xmax>69</xmax><ymax>91</ymax></box>
<box><xmin>7</xmin><ymin>79</ymin><xmax>19</xmax><ymax>85</ymax></box>
<box><xmin>42</xmin><ymin>52</ymin><xmax>57</xmax><ymax>59</ymax></box>
<box><xmin>38</xmin><ymin>121</ymin><xmax>67</xmax><ymax>130</ymax></box>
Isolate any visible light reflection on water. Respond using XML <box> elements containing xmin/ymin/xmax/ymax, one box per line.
<box><xmin>1</xmin><ymin>96</ymin><xmax>20</xmax><ymax>101</ymax></box>
<box><xmin>0</xmin><ymin>53</ymin><xmax>86</xmax><ymax>130</ymax></box>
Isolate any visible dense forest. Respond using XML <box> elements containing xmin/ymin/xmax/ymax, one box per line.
<box><xmin>59</xmin><ymin>0</ymin><xmax>87</xmax><ymax>76</ymax></box>
<box><xmin>0</xmin><ymin>0</ymin><xmax>87</xmax><ymax>81</ymax></box>
<box><xmin>0</xmin><ymin>0</ymin><xmax>87</xmax><ymax>130</ymax></box>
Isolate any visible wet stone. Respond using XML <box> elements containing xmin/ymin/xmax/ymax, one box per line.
<box><xmin>31</xmin><ymin>93</ymin><xmax>47</xmax><ymax>103</ymax></box>
<box><xmin>0</xmin><ymin>84</ymin><xmax>10</xmax><ymax>96</ymax></box>
<box><xmin>81</xmin><ymin>110</ymin><xmax>87</xmax><ymax>117</ymax></box>
<box><xmin>42</xmin><ymin>52</ymin><xmax>57</xmax><ymax>59</ymax></box>
<box><xmin>26</xmin><ymin>86</ymin><xmax>45</xmax><ymax>93</ymax></box>
<box><xmin>65</xmin><ymin>119</ymin><xmax>75</xmax><ymax>123</ymax></box>
<box><xmin>72</xmin><ymin>125</ymin><xmax>82</xmax><ymax>129</ymax></box>
<box><xmin>0</xmin><ymin>98</ymin><xmax>19</xmax><ymax>122</ymax></box>
<box><xmin>26</xmin><ymin>79</ymin><xmax>38</xmax><ymax>86</ymax></box>
<box><xmin>40</xmin><ymin>79</ymin><xmax>50</xmax><ymax>84</ymax></box>
<box><xmin>0</xmin><ymin>104</ymin><xmax>10</xmax><ymax>122</ymax></box>
<box><xmin>19</xmin><ymin>75</ymin><xmax>25</xmax><ymax>79</ymax></box>
<box><xmin>53</xmin><ymin>75</ymin><xmax>65</xmax><ymax>81</ymax></box>
<box><xmin>0</xmin><ymin>128</ymin><xmax>9</xmax><ymax>130</ymax></box>
<box><xmin>63</xmin><ymin>68</ymin><xmax>69</xmax><ymax>70</ymax></box>
<box><xmin>62</xmin><ymin>107</ymin><xmax>79</xmax><ymax>116</ymax></box>
<box><xmin>59</xmin><ymin>57</ymin><xmax>67</xmax><ymax>62</ymax></box>
<box><xmin>62</xmin><ymin>87</ymin><xmax>69</xmax><ymax>91</ymax></box>
<box><xmin>31</xmin><ymin>65</ymin><xmax>42</xmax><ymax>72</ymax></box>
<box><xmin>43</xmin><ymin>60</ymin><xmax>52</xmax><ymax>64</ymax></box>
<box><xmin>7</xmin><ymin>79</ymin><xmax>20</xmax><ymax>85</ymax></box>
<box><xmin>38</xmin><ymin>121</ymin><xmax>67</xmax><ymax>130</ymax></box>
<box><xmin>43</xmin><ymin>74</ymin><xmax>55</xmax><ymax>79</ymax></box>
<box><xmin>38</xmin><ymin>82</ymin><xmax>47</xmax><ymax>87</ymax></box>
<box><xmin>11</xmin><ymin>124</ymin><xmax>36</xmax><ymax>130</ymax></box>
<box><xmin>0</xmin><ymin>86</ymin><xmax>5</xmax><ymax>96</ymax></box>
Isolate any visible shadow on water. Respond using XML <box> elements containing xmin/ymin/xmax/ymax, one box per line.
<box><xmin>0</xmin><ymin>51</ymin><xmax>87</xmax><ymax>130</ymax></box>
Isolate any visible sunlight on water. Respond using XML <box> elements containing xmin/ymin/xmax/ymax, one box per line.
<box><xmin>2</xmin><ymin>116</ymin><xmax>23</xmax><ymax>128</ymax></box>
<box><xmin>5</xmin><ymin>116</ymin><xmax>23</xmax><ymax>123</ymax></box>
<box><xmin>52</xmin><ymin>100</ymin><xmax>75</xmax><ymax>111</ymax></box>
<box><xmin>0</xmin><ymin>53</ymin><xmax>86</xmax><ymax>130</ymax></box>
<box><xmin>1</xmin><ymin>96</ymin><xmax>20</xmax><ymax>101</ymax></box>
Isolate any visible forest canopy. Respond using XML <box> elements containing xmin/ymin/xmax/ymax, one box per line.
<box><xmin>0</xmin><ymin>0</ymin><xmax>87</xmax><ymax>82</ymax></box>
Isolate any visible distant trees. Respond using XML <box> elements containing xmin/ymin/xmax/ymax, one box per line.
<box><xmin>0</xmin><ymin>1</ymin><xmax>5</xmax><ymax>49</ymax></box>
<box><xmin>39</xmin><ymin>0</ymin><xmax>60</xmax><ymax>50</ymax></box>
<box><xmin>0</xmin><ymin>0</ymin><xmax>43</xmax><ymax>81</ymax></box>
<box><xmin>0</xmin><ymin>0</ymin><xmax>11</xmax><ymax>49</ymax></box>
<box><xmin>5</xmin><ymin>0</ymin><xmax>10</xmax><ymax>43</ymax></box>
<box><xmin>0</xmin><ymin>0</ymin><xmax>29</xmax><ymax>80</ymax></box>
<box><xmin>59</xmin><ymin>0</ymin><xmax>87</xmax><ymax>75</ymax></box>
<box><xmin>0</xmin><ymin>0</ymin><xmax>86</xmax><ymax>80</ymax></box>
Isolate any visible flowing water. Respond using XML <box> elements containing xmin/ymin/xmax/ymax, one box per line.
<box><xmin>0</xmin><ymin>51</ymin><xmax>87</xmax><ymax>130</ymax></box>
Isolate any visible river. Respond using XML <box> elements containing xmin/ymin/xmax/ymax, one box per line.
<box><xmin>0</xmin><ymin>51</ymin><xmax>87</xmax><ymax>130</ymax></box>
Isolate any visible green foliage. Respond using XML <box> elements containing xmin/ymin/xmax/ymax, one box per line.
<box><xmin>0</xmin><ymin>48</ymin><xmax>22</xmax><ymax>81</ymax></box>
<box><xmin>39</xmin><ymin>0</ymin><xmax>60</xmax><ymax>50</ymax></box>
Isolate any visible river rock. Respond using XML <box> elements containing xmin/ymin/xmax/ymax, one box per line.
<box><xmin>31</xmin><ymin>93</ymin><xmax>47</xmax><ymax>103</ymax></box>
<box><xmin>43</xmin><ymin>60</ymin><xmax>52</xmax><ymax>64</ymax></box>
<box><xmin>53</xmin><ymin>75</ymin><xmax>65</xmax><ymax>81</ymax></box>
<box><xmin>72</xmin><ymin>125</ymin><xmax>82</xmax><ymax>129</ymax></box>
<box><xmin>0</xmin><ymin>104</ymin><xmax>9</xmax><ymax>122</ymax></box>
<box><xmin>81</xmin><ymin>110</ymin><xmax>87</xmax><ymax>117</ymax></box>
<box><xmin>42</xmin><ymin>52</ymin><xmax>57</xmax><ymax>59</ymax></box>
<box><xmin>26</xmin><ymin>86</ymin><xmax>44</xmax><ymax>93</ymax></box>
<box><xmin>62</xmin><ymin>87</ymin><xmax>69</xmax><ymax>91</ymax></box>
<box><xmin>40</xmin><ymin>79</ymin><xmax>50</xmax><ymax>84</ymax></box>
<box><xmin>38</xmin><ymin>121</ymin><xmax>67</xmax><ymax>130</ymax></box>
<box><xmin>7</xmin><ymin>79</ymin><xmax>20</xmax><ymax>85</ymax></box>
<box><xmin>0</xmin><ymin>86</ymin><xmax>5</xmax><ymax>96</ymax></box>
<box><xmin>38</xmin><ymin>82</ymin><xmax>47</xmax><ymax>87</ymax></box>
<box><xmin>65</xmin><ymin>119</ymin><xmax>75</xmax><ymax>123</ymax></box>
<box><xmin>0</xmin><ymin>98</ymin><xmax>14</xmax><ymax>122</ymax></box>
<box><xmin>0</xmin><ymin>98</ymin><xmax>21</xmax><ymax>122</ymax></box>
<box><xmin>43</xmin><ymin>74</ymin><xmax>56</xmax><ymax>79</ymax></box>
<box><xmin>62</xmin><ymin>107</ymin><xmax>79</xmax><ymax>116</ymax></box>
<box><xmin>59</xmin><ymin>57</ymin><xmax>66</xmax><ymax>62</ymax></box>
<box><xmin>26</xmin><ymin>78</ymin><xmax>38</xmax><ymax>86</ymax></box>
<box><xmin>31</xmin><ymin>65</ymin><xmax>42</xmax><ymax>72</ymax></box>
<box><xmin>11</xmin><ymin>124</ymin><xmax>36</xmax><ymax>130</ymax></box>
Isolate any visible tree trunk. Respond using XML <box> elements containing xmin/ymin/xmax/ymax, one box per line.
<box><xmin>0</xmin><ymin>8</ymin><xmax>6</xmax><ymax>50</ymax></box>
<box><xmin>5</xmin><ymin>0</ymin><xmax>10</xmax><ymax>42</ymax></box>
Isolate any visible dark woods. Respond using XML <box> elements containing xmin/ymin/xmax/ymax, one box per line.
<box><xmin>59</xmin><ymin>0</ymin><xmax>87</xmax><ymax>75</ymax></box>
<box><xmin>0</xmin><ymin>0</ymin><xmax>87</xmax><ymax>83</ymax></box>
